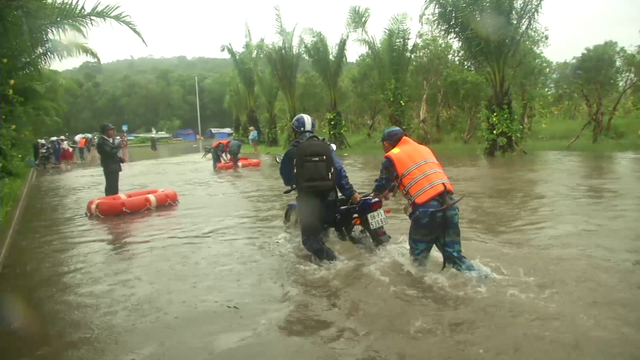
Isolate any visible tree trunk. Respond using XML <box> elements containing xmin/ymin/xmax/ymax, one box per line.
<box><xmin>419</xmin><ymin>79</ymin><xmax>432</xmax><ymax>124</ymax></box>
<box><xmin>366</xmin><ymin>104</ymin><xmax>382</xmax><ymax>139</ymax></box>
<box><xmin>591</xmin><ymin>93</ymin><xmax>605</xmax><ymax>143</ymax></box>
<box><xmin>266</xmin><ymin>114</ymin><xmax>278</xmax><ymax>147</ymax></box>
<box><xmin>435</xmin><ymin>86</ymin><xmax>444</xmax><ymax>133</ymax></box>
<box><xmin>233</xmin><ymin>115</ymin><xmax>241</xmax><ymax>134</ymax></box>
<box><xmin>366</xmin><ymin>117</ymin><xmax>376</xmax><ymax>139</ymax></box>
<box><xmin>604</xmin><ymin>81</ymin><xmax>636</xmax><ymax>134</ymax></box>
<box><xmin>463</xmin><ymin>107</ymin><xmax>476</xmax><ymax>144</ymax></box>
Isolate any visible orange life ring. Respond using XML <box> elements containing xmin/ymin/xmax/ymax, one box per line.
<box><xmin>216</xmin><ymin>158</ymin><xmax>262</xmax><ymax>170</ymax></box>
<box><xmin>216</xmin><ymin>162</ymin><xmax>234</xmax><ymax>170</ymax></box>
<box><xmin>86</xmin><ymin>189</ymin><xmax>179</xmax><ymax>217</ymax></box>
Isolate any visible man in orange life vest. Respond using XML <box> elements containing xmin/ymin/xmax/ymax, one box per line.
<box><xmin>211</xmin><ymin>139</ymin><xmax>230</xmax><ymax>169</ymax></box>
<box><xmin>372</xmin><ymin>127</ymin><xmax>475</xmax><ymax>272</ymax></box>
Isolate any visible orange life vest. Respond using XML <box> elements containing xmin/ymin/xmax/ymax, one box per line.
<box><xmin>384</xmin><ymin>136</ymin><xmax>453</xmax><ymax>208</ymax></box>
<box><xmin>212</xmin><ymin>139</ymin><xmax>230</xmax><ymax>151</ymax></box>
<box><xmin>79</xmin><ymin>138</ymin><xmax>87</xmax><ymax>148</ymax></box>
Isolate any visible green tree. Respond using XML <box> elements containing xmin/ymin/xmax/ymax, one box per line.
<box><xmin>567</xmin><ymin>41</ymin><xmax>639</xmax><ymax>146</ymax></box>
<box><xmin>224</xmin><ymin>75</ymin><xmax>247</xmax><ymax>134</ymax></box>
<box><xmin>421</xmin><ymin>0</ymin><xmax>544</xmax><ymax>156</ymax></box>
<box><xmin>348</xmin><ymin>6</ymin><xmax>416</xmax><ymax>128</ymax></box>
<box><xmin>255</xmin><ymin>67</ymin><xmax>280</xmax><ymax>146</ymax></box>
<box><xmin>1</xmin><ymin>0</ymin><xmax>145</xmax><ymax>219</ymax></box>
<box><xmin>411</xmin><ymin>32</ymin><xmax>453</xmax><ymax>141</ymax></box>
<box><xmin>302</xmin><ymin>29</ymin><xmax>350</xmax><ymax>148</ymax></box>
<box><xmin>264</xmin><ymin>6</ymin><xmax>303</xmax><ymax>146</ymax></box>
<box><xmin>220</xmin><ymin>23</ymin><xmax>261</xmax><ymax>134</ymax></box>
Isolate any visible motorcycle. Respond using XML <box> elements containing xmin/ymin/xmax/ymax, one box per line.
<box><xmin>276</xmin><ymin>153</ymin><xmax>392</xmax><ymax>247</ymax></box>
<box><xmin>282</xmin><ymin>186</ymin><xmax>392</xmax><ymax>247</ymax></box>
<box><xmin>38</xmin><ymin>146</ymin><xmax>52</xmax><ymax>168</ymax></box>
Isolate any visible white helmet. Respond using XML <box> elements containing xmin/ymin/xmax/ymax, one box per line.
<box><xmin>49</xmin><ymin>137</ymin><xmax>58</xmax><ymax>142</ymax></box>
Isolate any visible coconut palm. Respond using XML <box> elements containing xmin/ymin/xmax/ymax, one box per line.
<box><xmin>347</xmin><ymin>6</ymin><xmax>416</xmax><ymax>128</ymax></box>
<box><xmin>302</xmin><ymin>30</ymin><xmax>350</xmax><ymax>148</ymax></box>
<box><xmin>421</xmin><ymin>0</ymin><xmax>543</xmax><ymax>156</ymax></box>
<box><xmin>220</xmin><ymin>23</ymin><xmax>261</xmax><ymax>134</ymax></box>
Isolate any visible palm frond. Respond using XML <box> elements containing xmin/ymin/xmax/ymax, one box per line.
<box><xmin>44</xmin><ymin>0</ymin><xmax>147</xmax><ymax>46</ymax></box>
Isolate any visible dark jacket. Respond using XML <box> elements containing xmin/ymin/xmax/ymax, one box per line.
<box><xmin>228</xmin><ymin>139</ymin><xmax>242</xmax><ymax>154</ymax></box>
<box><xmin>97</xmin><ymin>136</ymin><xmax>123</xmax><ymax>173</ymax></box>
<box><xmin>279</xmin><ymin>132</ymin><xmax>356</xmax><ymax>198</ymax></box>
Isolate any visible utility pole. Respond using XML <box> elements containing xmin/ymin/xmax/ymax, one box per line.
<box><xmin>195</xmin><ymin>75</ymin><xmax>203</xmax><ymax>152</ymax></box>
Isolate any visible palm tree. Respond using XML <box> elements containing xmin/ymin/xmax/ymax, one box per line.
<box><xmin>421</xmin><ymin>0</ymin><xmax>543</xmax><ymax>156</ymax></box>
<box><xmin>264</xmin><ymin>6</ymin><xmax>303</xmax><ymax>146</ymax></box>
<box><xmin>224</xmin><ymin>75</ymin><xmax>247</xmax><ymax>135</ymax></box>
<box><xmin>1</xmin><ymin>0</ymin><xmax>146</xmax><ymax>182</ymax></box>
<box><xmin>220</xmin><ymin>23</ymin><xmax>260</xmax><ymax>135</ymax></box>
<box><xmin>255</xmin><ymin>68</ymin><xmax>280</xmax><ymax>146</ymax></box>
<box><xmin>347</xmin><ymin>6</ymin><xmax>415</xmax><ymax>128</ymax></box>
<box><xmin>1</xmin><ymin>0</ymin><xmax>146</xmax><ymax>77</ymax></box>
<box><xmin>302</xmin><ymin>30</ymin><xmax>349</xmax><ymax>148</ymax></box>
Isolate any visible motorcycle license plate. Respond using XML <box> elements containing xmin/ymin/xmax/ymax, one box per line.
<box><xmin>367</xmin><ymin>209</ymin><xmax>388</xmax><ymax>229</ymax></box>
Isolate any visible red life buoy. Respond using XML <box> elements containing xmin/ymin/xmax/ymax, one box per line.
<box><xmin>86</xmin><ymin>189</ymin><xmax>179</xmax><ymax>217</ymax></box>
<box><xmin>216</xmin><ymin>162</ymin><xmax>234</xmax><ymax>170</ymax></box>
<box><xmin>216</xmin><ymin>158</ymin><xmax>262</xmax><ymax>170</ymax></box>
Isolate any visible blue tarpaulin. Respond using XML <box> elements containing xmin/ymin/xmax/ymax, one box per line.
<box><xmin>205</xmin><ymin>128</ymin><xmax>234</xmax><ymax>140</ymax></box>
<box><xmin>173</xmin><ymin>129</ymin><xmax>197</xmax><ymax>141</ymax></box>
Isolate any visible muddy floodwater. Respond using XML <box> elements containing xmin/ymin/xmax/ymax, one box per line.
<box><xmin>1</xmin><ymin>143</ymin><xmax>639</xmax><ymax>360</ymax></box>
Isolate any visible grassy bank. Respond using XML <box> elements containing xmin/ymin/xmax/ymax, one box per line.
<box><xmin>259</xmin><ymin>115</ymin><xmax>640</xmax><ymax>155</ymax></box>
<box><xmin>0</xmin><ymin>160</ymin><xmax>30</xmax><ymax>228</ymax></box>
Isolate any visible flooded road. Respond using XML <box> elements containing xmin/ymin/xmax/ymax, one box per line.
<box><xmin>1</xmin><ymin>144</ymin><xmax>639</xmax><ymax>360</ymax></box>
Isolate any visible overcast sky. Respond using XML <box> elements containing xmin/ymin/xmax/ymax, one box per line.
<box><xmin>51</xmin><ymin>0</ymin><xmax>640</xmax><ymax>71</ymax></box>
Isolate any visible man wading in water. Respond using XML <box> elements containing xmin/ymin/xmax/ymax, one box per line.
<box><xmin>228</xmin><ymin>136</ymin><xmax>243</xmax><ymax>169</ymax></box>
<box><xmin>279</xmin><ymin>114</ymin><xmax>361</xmax><ymax>262</ymax></box>
<box><xmin>372</xmin><ymin>127</ymin><xmax>475</xmax><ymax>272</ymax></box>
<box><xmin>97</xmin><ymin>124</ymin><xmax>126</xmax><ymax>196</ymax></box>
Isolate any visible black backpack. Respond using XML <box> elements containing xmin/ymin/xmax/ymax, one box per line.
<box><xmin>294</xmin><ymin>135</ymin><xmax>336</xmax><ymax>193</ymax></box>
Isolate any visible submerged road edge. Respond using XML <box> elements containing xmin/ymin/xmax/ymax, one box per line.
<box><xmin>0</xmin><ymin>167</ymin><xmax>36</xmax><ymax>272</ymax></box>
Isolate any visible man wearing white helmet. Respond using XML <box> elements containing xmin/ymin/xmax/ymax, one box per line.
<box><xmin>279</xmin><ymin>114</ymin><xmax>361</xmax><ymax>262</ymax></box>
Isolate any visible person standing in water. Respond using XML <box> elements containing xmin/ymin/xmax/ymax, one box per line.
<box><xmin>50</xmin><ymin>136</ymin><xmax>61</xmax><ymax>168</ymax></box>
<box><xmin>97</xmin><ymin>124</ymin><xmax>125</xmax><ymax>196</ymax></box>
<box><xmin>211</xmin><ymin>139</ymin><xmax>230</xmax><ymax>170</ymax></box>
<box><xmin>279</xmin><ymin>114</ymin><xmax>361</xmax><ymax>262</ymax></box>
<box><xmin>248</xmin><ymin>126</ymin><xmax>259</xmax><ymax>154</ymax></box>
<box><xmin>371</xmin><ymin>127</ymin><xmax>475</xmax><ymax>272</ymax></box>
<box><xmin>150</xmin><ymin>135</ymin><xmax>158</xmax><ymax>151</ymax></box>
<box><xmin>78</xmin><ymin>136</ymin><xmax>87</xmax><ymax>162</ymax></box>
<box><xmin>228</xmin><ymin>137</ymin><xmax>243</xmax><ymax>169</ymax></box>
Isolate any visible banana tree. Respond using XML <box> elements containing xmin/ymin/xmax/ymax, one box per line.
<box><xmin>302</xmin><ymin>30</ymin><xmax>350</xmax><ymax>148</ymax></box>
<box><xmin>220</xmin><ymin>23</ymin><xmax>260</xmax><ymax>134</ymax></box>
<box><xmin>421</xmin><ymin>0</ymin><xmax>543</xmax><ymax>156</ymax></box>
<box><xmin>264</xmin><ymin>6</ymin><xmax>303</xmax><ymax>146</ymax></box>
<box><xmin>347</xmin><ymin>6</ymin><xmax>416</xmax><ymax>128</ymax></box>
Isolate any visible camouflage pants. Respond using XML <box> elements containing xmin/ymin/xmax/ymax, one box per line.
<box><xmin>408</xmin><ymin>196</ymin><xmax>475</xmax><ymax>272</ymax></box>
